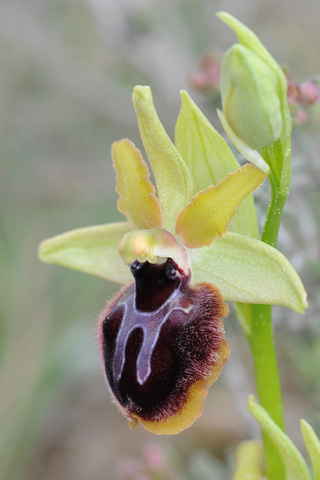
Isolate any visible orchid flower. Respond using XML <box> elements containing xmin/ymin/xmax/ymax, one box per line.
<box><xmin>39</xmin><ymin>84</ymin><xmax>306</xmax><ymax>435</ymax></box>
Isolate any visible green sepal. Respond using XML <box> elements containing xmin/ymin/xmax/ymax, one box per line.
<box><xmin>301</xmin><ymin>420</ymin><xmax>320</xmax><ymax>480</ymax></box>
<box><xmin>38</xmin><ymin>222</ymin><xmax>132</xmax><ymax>284</ymax></box>
<box><xmin>247</xmin><ymin>395</ymin><xmax>311</xmax><ymax>480</ymax></box>
<box><xmin>175</xmin><ymin>90</ymin><xmax>259</xmax><ymax>238</ymax></box>
<box><xmin>175</xmin><ymin>90</ymin><xmax>240</xmax><ymax>190</ymax></box>
<box><xmin>190</xmin><ymin>232</ymin><xmax>307</xmax><ymax>313</ymax></box>
<box><xmin>132</xmin><ymin>86</ymin><xmax>193</xmax><ymax>232</ymax></box>
<box><xmin>233</xmin><ymin>441</ymin><xmax>264</xmax><ymax>480</ymax></box>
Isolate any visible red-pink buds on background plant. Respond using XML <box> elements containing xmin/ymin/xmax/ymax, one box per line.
<box><xmin>286</xmin><ymin>73</ymin><xmax>319</xmax><ymax>124</ymax></box>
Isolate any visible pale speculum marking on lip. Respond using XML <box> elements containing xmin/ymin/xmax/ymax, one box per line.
<box><xmin>113</xmin><ymin>284</ymin><xmax>192</xmax><ymax>385</ymax></box>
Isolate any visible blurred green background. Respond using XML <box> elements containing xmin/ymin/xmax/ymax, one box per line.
<box><xmin>1</xmin><ymin>1</ymin><xmax>320</xmax><ymax>479</ymax></box>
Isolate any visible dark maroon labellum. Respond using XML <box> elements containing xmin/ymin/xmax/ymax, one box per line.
<box><xmin>99</xmin><ymin>258</ymin><xmax>227</xmax><ymax>425</ymax></box>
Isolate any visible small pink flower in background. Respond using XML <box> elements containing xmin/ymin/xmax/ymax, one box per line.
<box><xmin>295</xmin><ymin>81</ymin><xmax>319</xmax><ymax>105</ymax></box>
<box><xmin>117</xmin><ymin>457</ymin><xmax>143</xmax><ymax>478</ymax></box>
<box><xmin>191</xmin><ymin>56</ymin><xmax>319</xmax><ymax>128</ymax></box>
<box><xmin>293</xmin><ymin>109</ymin><xmax>308</xmax><ymax>125</ymax></box>
<box><xmin>189</xmin><ymin>54</ymin><xmax>221</xmax><ymax>92</ymax></box>
<box><xmin>286</xmin><ymin>72</ymin><xmax>319</xmax><ymax>124</ymax></box>
<box><xmin>116</xmin><ymin>442</ymin><xmax>180</xmax><ymax>480</ymax></box>
<box><xmin>143</xmin><ymin>443</ymin><xmax>166</xmax><ymax>472</ymax></box>
<box><xmin>287</xmin><ymin>77</ymin><xmax>319</xmax><ymax>105</ymax></box>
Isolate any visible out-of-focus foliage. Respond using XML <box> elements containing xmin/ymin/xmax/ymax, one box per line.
<box><xmin>1</xmin><ymin>1</ymin><xmax>320</xmax><ymax>479</ymax></box>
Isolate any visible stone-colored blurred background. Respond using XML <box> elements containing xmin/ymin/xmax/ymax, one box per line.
<box><xmin>1</xmin><ymin>1</ymin><xmax>320</xmax><ymax>479</ymax></box>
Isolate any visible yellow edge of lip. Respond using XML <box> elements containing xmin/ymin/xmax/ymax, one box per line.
<box><xmin>129</xmin><ymin>337</ymin><xmax>230</xmax><ymax>435</ymax></box>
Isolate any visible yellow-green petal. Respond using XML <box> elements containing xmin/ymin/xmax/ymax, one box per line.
<box><xmin>190</xmin><ymin>232</ymin><xmax>308</xmax><ymax>313</ymax></box>
<box><xmin>247</xmin><ymin>395</ymin><xmax>311</xmax><ymax>480</ymax></box>
<box><xmin>132</xmin><ymin>85</ymin><xmax>193</xmax><ymax>231</ymax></box>
<box><xmin>38</xmin><ymin>222</ymin><xmax>132</xmax><ymax>284</ymax></box>
<box><xmin>175</xmin><ymin>90</ymin><xmax>259</xmax><ymax>238</ymax></box>
<box><xmin>301</xmin><ymin>420</ymin><xmax>320</xmax><ymax>480</ymax></box>
<box><xmin>112</xmin><ymin>139</ymin><xmax>162</xmax><ymax>229</ymax></box>
<box><xmin>175</xmin><ymin>164</ymin><xmax>266</xmax><ymax>248</ymax></box>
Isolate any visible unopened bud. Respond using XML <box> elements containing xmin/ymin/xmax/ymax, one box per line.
<box><xmin>220</xmin><ymin>44</ymin><xmax>283</xmax><ymax>150</ymax></box>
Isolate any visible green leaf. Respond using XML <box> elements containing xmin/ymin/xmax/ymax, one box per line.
<box><xmin>175</xmin><ymin>90</ymin><xmax>259</xmax><ymax>238</ymax></box>
<box><xmin>175</xmin><ymin>164</ymin><xmax>266</xmax><ymax>248</ymax></box>
<box><xmin>247</xmin><ymin>395</ymin><xmax>311</xmax><ymax>480</ymax></box>
<box><xmin>301</xmin><ymin>420</ymin><xmax>320</xmax><ymax>480</ymax></box>
<box><xmin>38</xmin><ymin>222</ymin><xmax>132</xmax><ymax>284</ymax></box>
<box><xmin>132</xmin><ymin>86</ymin><xmax>193</xmax><ymax>231</ymax></box>
<box><xmin>233</xmin><ymin>441</ymin><xmax>264</xmax><ymax>480</ymax></box>
<box><xmin>112</xmin><ymin>139</ymin><xmax>162</xmax><ymax>229</ymax></box>
<box><xmin>190</xmin><ymin>232</ymin><xmax>307</xmax><ymax>313</ymax></box>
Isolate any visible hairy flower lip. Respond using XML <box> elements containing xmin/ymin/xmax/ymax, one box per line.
<box><xmin>132</xmin><ymin>330</ymin><xmax>230</xmax><ymax>435</ymax></box>
<box><xmin>98</xmin><ymin>257</ymin><xmax>230</xmax><ymax>435</ymax></box>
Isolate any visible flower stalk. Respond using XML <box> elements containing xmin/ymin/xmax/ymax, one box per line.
<box><xmin>247</xmin><ymin>168</ymin><xmax>290</xmax><ymax>479</ymax></box>
<box><xmin>250</xmin><ymin>101</ymin><xmax>293</xmax><ymax>479</ymax></box>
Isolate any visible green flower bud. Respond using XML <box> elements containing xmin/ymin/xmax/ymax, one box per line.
<box><xmin>220</xmin><ymin>44</ymin><xmax>283</xmax><ymax>150</ymax></box>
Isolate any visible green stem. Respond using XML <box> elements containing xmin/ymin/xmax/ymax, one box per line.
<box><xmin>249</xmin><ymin>178</ymin><xmax>289</xmax><ymax>479</ymax></box>
<box><xmin>249</xmin><ymin>304</ymin><xmax>285</xmax><ymax>480</ymax></box>
<box><xmin>261</xmin><ymin>174</ymin><xmax>287</xmax><ymax>248</ymax></box>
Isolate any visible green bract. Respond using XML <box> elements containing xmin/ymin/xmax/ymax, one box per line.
<box><xmin>247</xmin><ymin>396</ymin><xmax>320</xmax><ymax>480</ymax></box>
<box><xmin>301</xmin><ymin>420</ymin><xmax>320</xmax><ymax>480</ymax></box>
<box><xmin>39</xmin><ymin>85</ymin><xmax>307</xmax><ymax>314</ymax></box>
<box><xmin>233</xmin><ymin>441</ymin><xmax>264</xmax><ymax>479</ymax></box>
